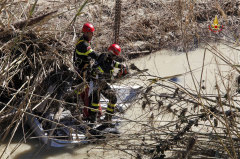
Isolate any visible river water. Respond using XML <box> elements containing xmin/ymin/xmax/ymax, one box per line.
<box><xmin>1</xmin><ymin>43</ymin><xmax>240</xmax><ymax>159</ymax></box>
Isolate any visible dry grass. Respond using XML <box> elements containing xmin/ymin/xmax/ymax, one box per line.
<box><xmin>0</xmin><ymin>0</ymin><xmax>240</xmax><ymax>158</ymax></box>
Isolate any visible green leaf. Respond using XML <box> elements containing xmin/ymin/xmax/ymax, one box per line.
<box><xmin>69</xmin><ymin>0</ymin><xmax>88</xmax><ymax>26</ymax></box>
<box><xmin>29</xmin><ymin>0</ymin><xmax>38</xmax><ymax>18</ymax></box>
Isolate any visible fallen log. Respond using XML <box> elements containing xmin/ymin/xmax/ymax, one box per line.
<box><xmin>116</xmin><ymin>50</ymin><xmax>151</xmax><ymax>62</ymax></box>
<box><xmin>0</xmin><ymin>10</ymin><xmax>57</xmax><ymax>40</ymax></box>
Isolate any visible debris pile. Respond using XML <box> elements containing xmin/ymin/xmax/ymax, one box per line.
<box><xmin>0</xmin><ymin>0</ymin><xmax>240</xmax><ymax>158</ymax></box>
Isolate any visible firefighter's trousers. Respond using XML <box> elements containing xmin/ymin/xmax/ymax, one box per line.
<box><xmin>88</xmin><ymin>80</ymin><xmax>117</xmax><ymax>121</ymax></box>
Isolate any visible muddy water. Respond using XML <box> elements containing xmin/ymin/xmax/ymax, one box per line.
<box><xmin>1</xmin><ymin>43</ymin><xmax>240</xmax><ymax>159</ymax></box>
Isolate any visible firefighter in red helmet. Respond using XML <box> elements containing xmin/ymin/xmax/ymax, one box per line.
<box><xmin>73</xmin><ymin>23</ymin><xmax>99</xmax><ymax>82</ymax></box>
<box><xmin>88</xmin><ymin>44</ymin><xmax>128</xmax><ymax>123</ymax></box>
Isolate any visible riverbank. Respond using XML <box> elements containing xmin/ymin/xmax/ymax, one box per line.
<box><xmin>1</xmin><ymin>0</ymin><xmax>240</xmax><ymax>158</ymax></box>
<box><xmin>1</xmin><ymin>42</ymin><xmax>240</xmax><ymax>158</ymax></box>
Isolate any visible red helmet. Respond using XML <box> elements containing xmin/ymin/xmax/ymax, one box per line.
<box><xmin>108</xmin><ymin>44</ymin><xmax>121</xmax><ymax>56</ymax></box>
<box><xmin>82</xmin><ymin>23</ymin><xmax>95</xmax><ymax>33</ymax></box>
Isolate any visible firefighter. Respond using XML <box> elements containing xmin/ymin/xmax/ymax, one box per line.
<box><xmin>73</xmin><ymin>23</ymin><xmax>100</xmax><ymax>121</ymax></box>
<box><xmin>73</xmin><ymin>22</ymin><xmax>99</xmax><ymax>82</ymax></box>
<box><xmin>88</xmin><ymin>44</ymin><xmax>128</xmax><ymax>123</ymax></box>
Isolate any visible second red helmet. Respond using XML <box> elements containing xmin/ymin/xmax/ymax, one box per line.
<box><xmin>108</xmin><ymin>44</ymin><xmax>121</xmax><ymax>56</ymax></box>
<box><xmin>82</xmin><ymin>23</ymin><xmax>95</xmax><ymax>33</ymax></box>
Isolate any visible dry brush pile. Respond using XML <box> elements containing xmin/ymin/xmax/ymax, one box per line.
<box><xmin>111</xmin><ymin>72</ymin><xmax>240</xmax><ymax>158</ymax></box>
<box><xmin>0</xmin><ymin>0</ymin><xmax>240</xmax><ymax>159</ymax></box>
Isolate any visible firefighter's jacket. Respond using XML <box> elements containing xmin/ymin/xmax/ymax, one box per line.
<box><xmin>93</xmin><ymin>53</ymin><xmax>124</xmax><ymax>82</ymax></box>
<box><xmin>73</xmin><ymin>35</ymin><xmax>98</xmax><ymax>73</ymax></box>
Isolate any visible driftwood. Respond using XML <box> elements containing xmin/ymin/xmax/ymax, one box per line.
<box><xmin>0</xmin><ymin>0</ymin><xmax>240</xmax><ymax>158</ymax></box>
<box><xmin>0</xmin><ymin>10</ymin><xmax>57</xmax><ymax>40</ymax></box>
<box><xmin>13</xmin><ymin>10</ymin><xmax>58</xmax><ymax>30</ymax></box>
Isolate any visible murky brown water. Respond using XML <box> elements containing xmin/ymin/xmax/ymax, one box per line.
<box><xmin>1</xmin><ymin>43</ymin><xmax>240</xmax><ymax>159</ymax></box>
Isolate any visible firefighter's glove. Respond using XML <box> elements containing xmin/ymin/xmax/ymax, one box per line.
<box><xmin>90</xmin><ymin>69</ymin><xmax>99</xmax><ymax>81</ymax></box>
<box><xmin>117</xmin><ymin>67</ymin><xmax>129</xmax><ymax>78</ymax></box>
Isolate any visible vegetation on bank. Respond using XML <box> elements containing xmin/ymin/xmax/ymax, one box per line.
<box><xmin>0</xmin><ymin>0</ymin><xmax>240</xmax><ymax>158</ymax></box>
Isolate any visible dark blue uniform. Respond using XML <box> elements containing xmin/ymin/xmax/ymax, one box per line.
<box><xmin>89</xmin><ymin>53</ymin><xmax>126</xmax><ymax>120</ymax></box>
<box><xmin>73</xmin><ymin>35</ymin><xmax>98</xmax><ymax>81</ymax></box>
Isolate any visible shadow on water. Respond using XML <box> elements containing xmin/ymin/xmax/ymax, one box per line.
<box><xmin>13</xmin><ymin>144</ymin><xmax>89</xmax><ymax>159</ymax></box>
<box><xmin>1</xmin><ymin>126</ymin><xmax>90</xmax><ymax>159</ymax></box>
